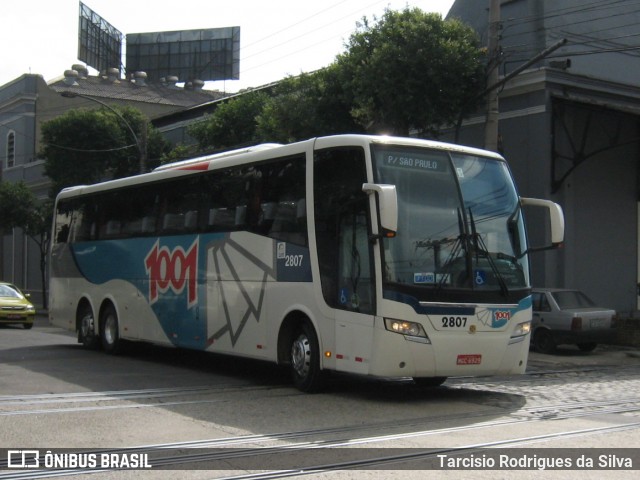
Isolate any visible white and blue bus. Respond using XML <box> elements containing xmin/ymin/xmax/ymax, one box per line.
<box><xmin>49</xmin><ymin>135</ymin><xmax>564</xmax><ymax>391</ymax></box>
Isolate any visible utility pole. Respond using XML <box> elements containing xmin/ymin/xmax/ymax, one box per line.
<box><xmin>140</xmin><ymin>121</ymin><xmax>148</xmax><ymax>174</ymax></box>
<box><xmin>484</xmin><ymin>0</ymin><xmax>501</xmax><ymax>152</ymax></box>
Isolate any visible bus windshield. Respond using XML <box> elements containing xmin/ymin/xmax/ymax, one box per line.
<box><xmin>373</xmin><ymin>145</ymin><xmax>529</xmax><ymax>301</ymax></box>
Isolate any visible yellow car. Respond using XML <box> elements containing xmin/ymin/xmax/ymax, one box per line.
<box><xmin>0</xmin><ymin>282</ymin><xmax>35</xmax><ymax>329</ymax></box>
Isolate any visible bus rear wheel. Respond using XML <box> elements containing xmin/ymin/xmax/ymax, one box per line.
<box><xmin>290</xmin><ymin>322</ymin><xmax>324</xmax><ymax>393</ymax></box>
<box><xmin>413</xmin><ymin>377</ymin><xmax>447</xmax><ymax>387</ymax></box>
<box><xmin>78</xmin><ymin>304</ymin><xmax>99</xmax><ymax>349</ymax></box>
<box><xmin>100</xmin><ymin>305</ymin><xmax>121</xmax><ymax>354</ymax></box>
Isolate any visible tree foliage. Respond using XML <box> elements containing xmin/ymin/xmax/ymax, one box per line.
<box><xmin>336</xmin><ymin>8</ymin><xmax>485</xmax><ymax>137</ymax></box>
<box><xmin>0</xmin><ymin>181</ymin><xmax>51</xmax><ymax>307</ymax></box>
<box><xmin>173</xmin><ymin>7</ymin><xmax>484</xmax><ymax>153</ymax></box>
<box><xmin>188</xmin><ymin>91</ymin><xmax>270</xmax><ymax>150</ymax></box>
<box><xmin>256</xmin><ymin>68</ymin><xmax>363</xmax><ymax>143</ymax></box>
<box><xmin>0</xmin><ymin>181</ymin><xmax>36</xmax><ymax>229</ymax></box>
<box><xmin>40</xmin><ymin>106</ymin><xmax>169</xmax><ymax>198</ymax></box>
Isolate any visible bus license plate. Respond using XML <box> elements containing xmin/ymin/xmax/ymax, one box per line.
<box><xmin>457</xmin><ymin>354</ymin><xmax>482</xmax><ymax>365</ymax></box>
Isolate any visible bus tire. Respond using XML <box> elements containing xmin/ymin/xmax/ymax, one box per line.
<box><xmin>413</xmin><ymin>377</ymin><xmax>447</xmax><ymax>387</ymax></box>
<box><xmin>290</xmin><ymin>322</ymin><xmax>324</xmax><ymax>393</ymax></box>
<box><xmin>100</xmin><ymin>304</ymin><xmax>121</xmax><ymax>354</ymax></box>
<box><xmin>78</xmin><ymin>303</ymin><xmax>99</xmax><ymax>349</ymax></box>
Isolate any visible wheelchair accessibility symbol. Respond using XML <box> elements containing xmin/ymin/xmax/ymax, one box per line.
<box><xmin>340</xmin><ymin>288</ymin><xmax>349</xmax><ymax>305</ymax></box>
<box><xmin>474</xmin><ymin>270</ymin><xmax>487</xmax><ymax>286</ymax></box>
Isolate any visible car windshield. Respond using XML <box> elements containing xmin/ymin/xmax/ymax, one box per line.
<box><xmin>372</xmin><ymin>145</ymin><xmax>529</xmax><ymax>298</ymax></box>
<box><xmin>552</xmin><ymin>290</ymin><xmax>597</xmax><ymax>309</ymax></box>
<box><xmin>0</xmin><ymin>285</ymin><xmax>22</xmax><ymax>298</ymax></box>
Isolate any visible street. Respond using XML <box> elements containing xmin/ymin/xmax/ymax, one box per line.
<box><xmin>0</xmin><ymin>315</ymin><xmax>639</xmax><ymax>479</ymax></box>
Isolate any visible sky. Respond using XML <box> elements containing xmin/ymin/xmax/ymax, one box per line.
<box><xmin>1</xmin><ymin>0</ymin><xmax>455</xmax><ymax>93</ymax></box>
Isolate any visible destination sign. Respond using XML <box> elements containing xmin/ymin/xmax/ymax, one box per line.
<box><xmin>381</xmin><ymin>152</ymin><xmax>448</xmax><ymax>173</ymax></box>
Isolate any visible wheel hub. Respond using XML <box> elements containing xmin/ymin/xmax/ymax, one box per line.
<box><xmin>291</xmin><ymin>334</ymin><xmax>311</xmax><ymax>378</ymax></box>
<box><xmin>104</xmin><ymin>315</ymin><xmax>117</xmax><ymax>345</ymax></box>
<box><xmin>81</xmin><ymin>314</ymin><xmax>94</xmax><ymax>338</ymax></box>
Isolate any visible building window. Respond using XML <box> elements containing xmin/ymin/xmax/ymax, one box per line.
<box><xmin>6</xmin><ymin>131</ymin><xmax>15</xmax><ymax>168</ymax></box>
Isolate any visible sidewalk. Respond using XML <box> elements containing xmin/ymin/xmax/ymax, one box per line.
<box><xmin>528</xmin><ymin>343</ymin><xmax>640</xmax><ymax>369</ymax></box>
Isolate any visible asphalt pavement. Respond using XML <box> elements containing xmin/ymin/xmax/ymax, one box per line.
<box><xmin>31</xmin><ymin>312</ymin><xmax>640</xmax><ymax>372</ymax></box>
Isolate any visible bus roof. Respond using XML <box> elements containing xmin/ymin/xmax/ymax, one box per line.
<box><xmin>55</xmin><ymin>134</ymin><xmax>505</xmax><ymax>201</ymax></box>
<box><xmin>153</xmin><ymin>143</ymin><xmax>283</xmax><ymax>172</ymax></box>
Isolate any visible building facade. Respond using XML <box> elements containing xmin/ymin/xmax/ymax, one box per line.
<box><xmin>0</xmin><ymin>67</ymin><xmax>224</xmax><ymax>306</ymax></box>
<box><xmin>446</xmin><ymin>0</ymin><xmax>640</xmax><ymax>313</ymax></box>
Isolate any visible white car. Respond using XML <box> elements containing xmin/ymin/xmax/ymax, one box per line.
<box><xmin>531</xmin><ymin>288</ymin><xmax>616</xmax><ymax>354</ymax></box>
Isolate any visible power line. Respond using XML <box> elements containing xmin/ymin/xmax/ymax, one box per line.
<box><xmin>496</xmin><ymin>0</ymin><xmax>640</xmax><ymax>64</ymax></box>
<box><xmin>501</xmin><ymin>0</ymin><xmax>640</xmax><ymax>39</ymax></box>
<box><xmin>43</xmin><ymin>142</ymin><xmax>137</xmax><ymax>153</ymax></box>
<box><xmin>233</xmin><ymin>1</ymin><xmax>403</xmax><ymax>81</ymax></box>
<box><xmin>502</xmin><ymin>0</ymin><xmax>640</xmax><ymax>32</ymax></box>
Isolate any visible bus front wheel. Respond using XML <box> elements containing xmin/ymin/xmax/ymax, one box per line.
<box><xmin>100</xmin><ymin>305</ymin><xmax>121</xmax><ymax>354</ymax></box>
<box><xmin>290</xmin><ymin>322</ymin><xmax>324</xmax><ymax>393</ymax></box>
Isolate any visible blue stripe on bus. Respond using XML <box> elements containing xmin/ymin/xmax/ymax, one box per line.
<box><xmin>70</xmin><ymin>233</ymin><xmax>311</xmax><ymax>349</ymax></box>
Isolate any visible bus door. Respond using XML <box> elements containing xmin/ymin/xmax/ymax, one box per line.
<box><xmin>314</xmin><ymin>147</ymin><xmax>376</xmax><ymax>374</ymax></box>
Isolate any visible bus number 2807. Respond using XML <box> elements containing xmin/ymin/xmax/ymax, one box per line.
<box><xmin>284</xmin><ymin>254</ymin><xmax>304</xmax><ymax>267</ymax></box>
<box><xmin>441</xmin><ymin>316</ymin><xmax>468</xmax><ymax>328</ymax></box>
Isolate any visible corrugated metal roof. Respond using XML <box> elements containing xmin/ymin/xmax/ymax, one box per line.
<box><xmin>49</xmin><ymin>74</ymin><xmax>225</xmax><ymax>107</ymax></box>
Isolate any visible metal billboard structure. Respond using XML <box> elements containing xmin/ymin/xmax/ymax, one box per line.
<box><xmin>77</xmin><ymin>2</ymin><xmax>123</xmax><ymax>74</ymax></box>
<box><xmin>126</xmin><ymin>27</ymin><xmax>241</xmax><ymax>82</ymax></box>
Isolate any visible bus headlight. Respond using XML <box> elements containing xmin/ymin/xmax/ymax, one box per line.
<box><xmin>384</xmin><ymin>318</ymin><xmax>427</xmax><ymax>338</ymax></box>
<box><xmin>509</xmin><ymin>321</ymin><xmax>531</xmax><ymax>343</ymax></box>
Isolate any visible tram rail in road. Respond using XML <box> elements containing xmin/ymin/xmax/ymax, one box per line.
<box><xmin>0</xmin><ymin>315</ymin><xmax>639</xmax><ymax>479</ymax></box>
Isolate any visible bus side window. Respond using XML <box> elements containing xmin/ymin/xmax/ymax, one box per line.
<box><xmin>57</xmin><ymin>224</ymin><xmax>70</xmax><ymax>243</ymax></box>
<box><xmin>258</xmin><ymin>155</ymin><xmax>306</xmax><ymax>246</ymax></box>
<box><xmin>159</xmin><ymin>177</ymin><xmax>202</xmax><ymax>234</ymax></box>
<box><xmin>54</xmin><ymin>201</ymin><xmax>74</xmax><ymax>244</ymax></box>
<box><xmin>204</xmin><ymin>169</ymin><xmax>245</xmax><ymax>232</ymax></box>
<box><xmin>73</xmin><ymin>199</ymin><xmax>98</xmax><ymax>242</ymax></box>
<box><xmin>121</xmin><ymin>185</ymin><xmax>159</xmax><ymax>237</ymax></box>
<box><xmin>202</xmin><ymin>157</ymin><xmax>306</xmax><ymax>241</ymax></box>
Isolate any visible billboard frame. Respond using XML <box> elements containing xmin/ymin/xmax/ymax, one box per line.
<box><xmin>125</xmin><ymin>27</ymin><xmax>240</xmax><ymax>82</ymax></box>
<box><xmin>77</xmin><ymin>1</ymin><xmax>123</xmax><ymax>74</ymax></box>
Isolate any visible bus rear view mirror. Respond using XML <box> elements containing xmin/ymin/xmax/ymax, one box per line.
<box><xmin>362</xmin><ymin>183</ymin><xmax>398</xmax><ymax>236</ymax></box>
<box><xmin>520</xmin><ymin>197</ymin><xmax>565</xmax><ymax>253</ymax></box>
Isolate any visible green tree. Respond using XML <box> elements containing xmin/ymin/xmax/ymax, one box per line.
<box><xmin>336</xmin><ymin>8</ymin><xmax>485</xmax><ymax>137</ymax></box>
<box><xmin>0</xmin><ymin>181</ymin><xmax>50</xmax><ymax>307</ymax></box>
<box><xmin>0</xmin><ymin>181</ymin><xmax>35</xmax><ymax>228</ymax></box>
<box><xmin>160</xmin><ymin>143</ymin><xmax>201</xmax><ymax>165</ymax></box>
<box><xmin>23</xmin><ymin>200</ymin><xmax>52</xmax><ymax>309</ymax></box>
<box><xmin>40</xmin><ymin>106</ymin><xmax>169</xmax><ymax>198</ymax></box>
<box><xmin>256</xmin><ymin>68</ymin><xmax>363</xmax><ymax>143</ymax></box>
<box><xmin>188</xmin><ymin>91</ymin><xmax>270</xmax><ymax>150</ymax></box>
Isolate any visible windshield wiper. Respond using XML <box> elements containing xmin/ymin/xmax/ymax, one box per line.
<box><xmin>434</xmin><ymin>208</ymin><xmax>468</xmax><ymax>290</ymax></box>
<box><xmin>468</xmin><ymin>209</ymin><xmax>509</xmax><ymax>297</ymax></box>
